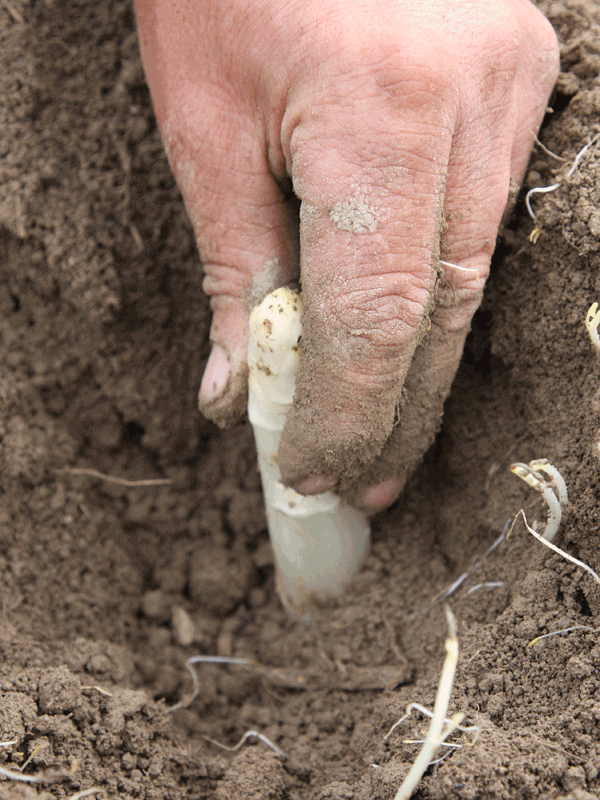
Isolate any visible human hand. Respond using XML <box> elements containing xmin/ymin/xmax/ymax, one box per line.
<box><xmin>134</xmin><ymin>0</ymin><xmax>559</xmax><ymax>511</ymax></box>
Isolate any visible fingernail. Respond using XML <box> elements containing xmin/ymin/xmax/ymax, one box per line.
<box><xmin>360</xmin><ymin>478</ymin><xmax>403</xmax><ymax>511</ymax></box>
<box><xmin>295</xmin><ymin>475</ymin><xmax>337</xmax><ymax>495</ymax></box>
<box><xmin>199</xmin><ymin>344</ymin><xmax>230</xmax><ymax>402</ymax></box>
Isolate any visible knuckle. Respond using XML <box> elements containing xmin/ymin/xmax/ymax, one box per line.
<box><xmin>202</xmin><ymin>262</ymin><xmax>247</xmax><ymax>300</ymax></box>
<box><xmin>320</xmin><ymin>274</ymin><xmax>429</xmax><ymax>358</ymax></box>
<box><xmin>527</xmin><ymin>5</ymin><xmax>560</xmax><ymax>57</ymax></box>
<box><xmin>369</xmin><ymin>46</ymin><xmax>457</xmax><ymax>109</ymax></box>
<box><xmin>291</xmin><ymin>29</ymin><xmax>459</xmax><ymax>122</ymax></box>
<box><xmin>467</xmin><ymin>4</ymin><xmax>558</xmax><ymax>87</ymax></box>
<box><xmin>435</xmin><ymin>274</ymin><xmax>486</xmax><ymax>332</ymax></box>
<box><xmin>532</xmin><ymin>19</ymin><xmax>561</xmax><ymax>86</ymax></box>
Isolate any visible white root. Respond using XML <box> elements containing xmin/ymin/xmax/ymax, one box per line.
<box><xmin>525</xmin><ymin>132</ymin><xmax>600</xmax><ymax>219</ymax></box>
<box><xmin>527</xmin><ymin>625</ymin><xmax>595</xmax><ymax>648</ymax></box>
<box><xmin>509</xmin><ymin>509</ymin><xmax>600</xmax><ymax>587</ymax></box>
<box><xmin>527</xmin><ymin>459</ymin><xmax>568</xmax><ymax>507</ymax></box>
<box><xmin>167</xmin><ymin>655</ymin><xmax>254</xmax><ymax>711</ymax></box>
<box><xmin>466</xmin><ymin>582</ymin><xmax>505</xmax><ymax>595</ymax></box>
<box><xmin>439</xmin><ymin>260</ymin><xmax>481</xmax><ymax>281</ymax></box>
<box><xmin>203</xmin><ymin>730</ymin><xmax>286</xmax><ymax>758</ymax></box>
<box><xmin>248</xmin><ymin>288</ymin><xmax>370</xmax><ymax>621</ymax></box>
<box><xmin>510</xmin><ymin>460</ymin><xmax>567</xmax><ymax>542</ymax></box>
<box><xmin>0</xmin><ymin>765</ymin><xmax>45</xmax><ymax>783</ymax></box>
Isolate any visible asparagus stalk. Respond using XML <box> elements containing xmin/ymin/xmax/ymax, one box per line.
<box><xmin>247</xmin><ymin>288</ymin><xmax>370</xmax><ymax>621</ymax></box>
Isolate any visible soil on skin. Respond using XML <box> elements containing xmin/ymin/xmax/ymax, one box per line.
<box><xmin>1</xmin><ymin>1</ymin><xmax>600</xmax><ymax>798</ymax></box>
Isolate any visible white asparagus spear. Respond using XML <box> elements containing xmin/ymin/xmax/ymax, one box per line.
<box><xmin>247</xmin><ymin>287</ymin><xmax>370</xmax><ymax>621</ymax></box>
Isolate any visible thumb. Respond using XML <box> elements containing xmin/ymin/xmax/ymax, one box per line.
<box><xmin>135</xmin><ymin>0</ymin><xmax>298</xmax><ymax>427</ymax></box>
<box><xmin>163</xmin><ymin>105</ymin><xmax>299</xmax><ymax>428</ymax></box>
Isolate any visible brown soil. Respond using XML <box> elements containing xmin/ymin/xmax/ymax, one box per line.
<box><xmin>1</xmin><ymin>1</ymin><xmax>600</xmax><ymax>798</ymax></box>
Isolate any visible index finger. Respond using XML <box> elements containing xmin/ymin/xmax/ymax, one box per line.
<box><xmin>278</xmin><ymin>69</ymin><xmax>457</xmax><ymax>490</ymax></box>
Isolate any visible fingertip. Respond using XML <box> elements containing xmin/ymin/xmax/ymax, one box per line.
<box><xmin>199</xmin><ymin>344</ymin><xmax>231</xmax><ymax>403</ymax></box>
<box><xmin>198</xmin><ymin>345</ymin><xmax>248</xmax><ymax>428</ymax></box>
<box><xmin>357</xmin><ymin>478</ymin><xmax>404</xmax><ymax>513</ymax></box>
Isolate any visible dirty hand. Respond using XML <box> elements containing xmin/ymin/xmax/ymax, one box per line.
<box><xmin>135</xmin><ymin>0</ymin><xmax>559</xmax><ymax>511</ymax></box>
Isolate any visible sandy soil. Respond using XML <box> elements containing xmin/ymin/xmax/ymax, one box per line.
<box><xmin>1</xmin><ymin>0</ymin><xmax>600</xmax><ymax>798</ymax></box>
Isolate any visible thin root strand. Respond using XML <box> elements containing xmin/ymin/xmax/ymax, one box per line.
<box><xmin>203</xmin><ymin>730</ymin><xmax>286</xmax><ymax>759</ymax></box>
<box><xmin>509</xmin><ymin>509</ymin><xmax>600</xmax><ymax>587</ymax></box>
<box><xmin>525</xmin><ymin>132</ymin><xmax>600</xmax><ymax>219</ymax></box>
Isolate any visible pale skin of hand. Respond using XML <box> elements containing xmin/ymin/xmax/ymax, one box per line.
<box><xmin>134</xmin><ymin>0</ymin><xmax>559</xmax><ymax>511</ymax></box>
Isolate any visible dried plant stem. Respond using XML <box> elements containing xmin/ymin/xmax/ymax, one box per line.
<box><xmin>393</xmin><ymin>607</ymin><xmax>461</xmax><ymax>800</ymax></box>
<box><xmin>532</xmin><ymin>133</ymin><xmax>566</xmax><ymax>161</ymax></box>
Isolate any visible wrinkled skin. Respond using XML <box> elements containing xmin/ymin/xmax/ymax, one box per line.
<box><xmin>135</xmin><ymin>0</ymin><xmax>559</xmax><ymax>511</ymax></box>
